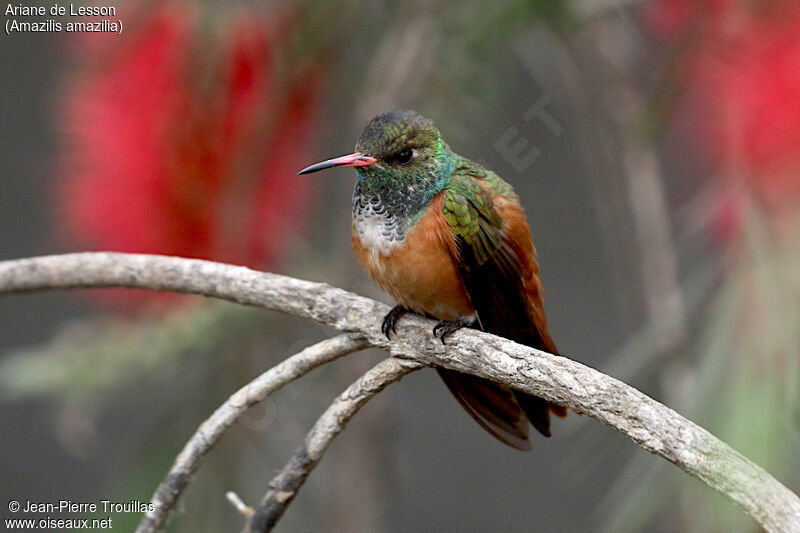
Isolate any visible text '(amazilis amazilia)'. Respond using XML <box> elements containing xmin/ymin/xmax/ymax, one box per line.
<box><xmin>299</xmin><ymin>110</ymin><xmax>566</xmax><ymax>450</ymax></box>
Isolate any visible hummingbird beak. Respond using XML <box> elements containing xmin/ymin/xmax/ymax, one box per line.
<box><xmin>297</xmin><ymin>152</ymin><xmax>378</xmax><ymax>175</ymax></box>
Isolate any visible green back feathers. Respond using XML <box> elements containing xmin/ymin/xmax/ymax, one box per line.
<box><xmin>443</xmin><ymin>156</ymin><xmax>519</xmax><ymax>267</ymax></box>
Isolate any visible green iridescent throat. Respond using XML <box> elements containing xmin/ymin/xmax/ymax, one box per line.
<box><xmin>354</xmin><ymin>138</ymin><xmax>454</xmax><ymax>227</ymax></box>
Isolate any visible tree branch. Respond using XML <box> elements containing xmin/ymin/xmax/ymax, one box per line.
<box><xmin>247</xmin><ymin>357</ymin><xmax>423</xmax><ymax>532</ymax></box>
<box><xmin>1</xmin><ymin>253</ymin><xmax>798</xmax><ymax>533</ymax></box>
<box><xmin>135</xmin><ymin>333</ymin><xmax>370</xmax><ymax>533</ymax></box>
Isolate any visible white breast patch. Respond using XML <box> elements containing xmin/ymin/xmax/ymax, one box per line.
<box><xmin>353</xmin><ymin>203</ymin><xmax>404</xmax><ymax>256</ymax></box>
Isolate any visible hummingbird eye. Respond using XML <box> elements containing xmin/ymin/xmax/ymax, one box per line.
<box><xmin>393</xmin><ymin>149</ymin><xmax>413</xmax><ymax>166</ymax></box>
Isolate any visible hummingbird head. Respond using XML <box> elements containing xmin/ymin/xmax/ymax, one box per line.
<box><xmin>298</xmin><ymin>110</ymin><xmax>454</xmax><ymax>199</ymax></box>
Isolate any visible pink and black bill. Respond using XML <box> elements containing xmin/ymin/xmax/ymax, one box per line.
<box><xmin>297</xmin><ymin>152</ymin><xmax>377</xmax><ymax>175</ymax></box>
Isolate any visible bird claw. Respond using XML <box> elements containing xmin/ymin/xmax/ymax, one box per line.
<box><xmin>381</xmin><ymin>305</ymin><xmax>408</xmax><ymax>339</ymax></box>
<box><xmin>433</xmin><ymin>317</ymin><xmax>472</xmax><ymax>344</ymax></box>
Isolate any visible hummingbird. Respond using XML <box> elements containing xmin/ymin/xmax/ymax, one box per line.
<box><xmin>298</xmin><ymin>110</ymin><xmax>566</xmax><ymax>450</ymax></box>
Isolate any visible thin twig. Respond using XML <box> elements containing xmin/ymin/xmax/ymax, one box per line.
<box><xmin>135</xmin><ymin>333</ymin><xmax>370</xmax><ymax>533</ymax></box>
<box><xmin>248</xmin><ymin>357</ymin><xmax>424</xmax><ymax>532</ymax></box>
<box><xmin>0</xmin><ymin>253</ymin><xmax>798</xmax><ymax>533</ymax></box>
<box><xmin>227</xmin><ymin>491</ymin><xmax>254</xmax><ymax>518</ymax></box>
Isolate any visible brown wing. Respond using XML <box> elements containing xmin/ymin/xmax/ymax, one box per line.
<box><xmin>441</xmin><ymin>176</ymin><xmax>566</xmax><ymax>443</ymax></box>
<box><xmin>494</xmin><ymin>196</ymin><xmax>567</xmax><ymax>420</ymax></box>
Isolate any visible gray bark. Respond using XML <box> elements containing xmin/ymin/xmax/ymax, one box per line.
<box><xmin>0</xmin><ymin>253</ymin><xmax>798</xmax><ymax>533</ymax></box>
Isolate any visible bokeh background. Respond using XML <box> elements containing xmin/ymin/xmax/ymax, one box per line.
<box><xmin>2</xmin><ymin>0</ymin><xmax>800</xmax><ymax>531</ymax></box>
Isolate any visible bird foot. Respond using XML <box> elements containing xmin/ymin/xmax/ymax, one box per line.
<box><xmin>381</xmin><ymin>305</ymin><xmax>409</xmax><ymax>339</ymax></box>
<box><xmin>432</xmin><ymin>316</ymin><xmax>475</xmax><ymax>344</ymax></box>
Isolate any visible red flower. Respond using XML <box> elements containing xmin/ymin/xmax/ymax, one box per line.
<box><xmin>645</xmin><ymin>0</ymin><xmax>800</xmax><ymax>231</ymax></box>
<box><xmin>58</xmin><ymin>1</ymin><xmax>320</xmax><ymax>308</ymax></box>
